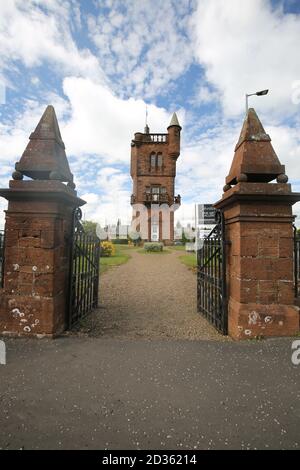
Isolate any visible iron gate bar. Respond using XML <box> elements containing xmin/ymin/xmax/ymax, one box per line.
<box><xmin>0</xmin><ymin>230</ymin><xmax>4</xmax><ymax>288</ymax></box>
<box><xmin>294</xmin><ymin>225</ymin><xmax>300</xmax><ymax>298</ymax></box>
<box><xmin>68</xmin><ymin>208</ymin><xmax>100</xmax><ymax>328</ymax></box>
<box><xmin>197</xmin><ymin>210</ymin><xmax>228</xmax><ymax>335</ymax></box>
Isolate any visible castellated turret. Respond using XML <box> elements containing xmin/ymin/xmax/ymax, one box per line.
<box><xmin>130</xmin><ymin>113</ymin><xmax>182</xmax><ymax>244</ymax></box>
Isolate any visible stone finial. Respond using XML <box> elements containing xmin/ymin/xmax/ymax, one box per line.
<box><xmin>15</xmin><ymin>105</ymin><xmax>74</xmax><ymax>184</ymax></box>
<box><xmin>225</xmin><ymin>108</ymin><xmax>286</xmax><ymax>185</ymax></box>
<box><xmin>168</xmin><ymin>112</ymin><xmax>181</xmax><ymax>129</ymax></box>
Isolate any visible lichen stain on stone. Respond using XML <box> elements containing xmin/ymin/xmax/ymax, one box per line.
<box><xmin>30</xmin><ymin>319</ymin><xmax>40</xmax><ymax>329</ymax></box>
<box><xmin>11</xmin><ymin>308</ymin><xmax>25</xmax><ymax>318</ymax></box>
<box><xmin>264</xmin><ymin>316</ymin><xmax>273</xmax><ymax>323</ymax></box>
<box><xmin>248</xmin><ymin>311</ymin><xmax>260</xmax><ymax>325</ymax></box>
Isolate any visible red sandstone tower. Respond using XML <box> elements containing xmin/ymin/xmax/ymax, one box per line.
<box><xmin>130</xmin><ymin>113</ymin><xmax>181</xmax><ymax>244</ymax></box>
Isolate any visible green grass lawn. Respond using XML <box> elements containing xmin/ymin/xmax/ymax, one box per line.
<box><xmin>178</xmin><ymin>253</ymin><xmax>197</xmax><ymax>270</ymax></box>
<box><xmin>100</xmin><ymin>245</ymin><xmax>132</xmax><ymax>274</ymax></box>
<box><xmin>170</xmin><ymin>245</ymin><xmax>186</xmax><ymax>251</ymax></box>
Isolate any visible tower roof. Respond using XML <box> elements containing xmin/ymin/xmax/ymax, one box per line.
<box><xmin>225</xmin><ymin>108</ymin><xmax>285</xmax><ymax>185</ymax></box>
<box><xmin>15</xmin><ymin>105</ymin><xmax>73</xmax><ymax>183</ymax></box>
<box><xmin>168</xmin><ymin>112</ymin><xmax>181</xmax><ymax>129</ymax></box>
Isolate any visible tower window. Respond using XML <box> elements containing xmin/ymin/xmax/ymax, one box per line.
<box><xmin>151</xmin><ymin>187</ymin><xmax>159</xmax><ymax>194</ymax></box>
<box><xmin>150</xmin><ymin>152</ymin><xmax>163</xmax><ymax>169</ymax></box>
<box><xmin>150</xmin><ymin>153</ymin><xmax>156</xmax><ymax>167</ymax></box>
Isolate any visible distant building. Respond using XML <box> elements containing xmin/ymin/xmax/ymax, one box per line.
<box><xmin>130</xmin><ymin>113</ymin><xmax>181</xmax><ymax>244</ymax></box>
<box><xmin>174</xmin><ymin>220</ymin><xmax>183</xmax><ymax>240</ymax></box>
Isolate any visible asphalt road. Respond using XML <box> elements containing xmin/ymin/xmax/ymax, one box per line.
<box><xmin>0</xmin><ymin>336</ymin><xmax>299</xmax><ymax>450</ymax></box>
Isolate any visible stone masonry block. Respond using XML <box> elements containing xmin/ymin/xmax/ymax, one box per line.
<box><xmin>258</xmin><ymin>236</ymin><xmax>279</xmax><ymax>258</ymax></box>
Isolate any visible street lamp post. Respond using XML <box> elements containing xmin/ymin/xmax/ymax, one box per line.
<box><xmin>245</xmin><ymin>89</ymin><xmax>269</xmax><ymax>113</ymax></box>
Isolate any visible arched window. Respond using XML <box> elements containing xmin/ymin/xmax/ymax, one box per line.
<box><xmin>150</xmin><ymin>152</ymin><xmax>156</xmax><ymax>167</ymax></box>
<box><xmin>157</xmin><ymin>153</ymin><xmax>163</xmax><ymax>167</ymax></box>
<box><xmin>150</xmin><ymin>152</ymin><xmax>163</xmax><ymax>170</ymax></box>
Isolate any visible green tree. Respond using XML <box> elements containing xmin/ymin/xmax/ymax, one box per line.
<box><xmin>82</xmin><ymin>220</ymin><xmax>98</xmax><ymax>237</ymax></box>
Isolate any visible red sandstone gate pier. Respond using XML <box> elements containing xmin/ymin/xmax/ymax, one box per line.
<box><xmin>214</xmin><ymin>108</ymin><xmax>300</xmax><ymax>339</ymax></box>
<box><xmin>0</xmin><ymin>106</ymin><xmax>86</xmax><ymax>336</ymax></box>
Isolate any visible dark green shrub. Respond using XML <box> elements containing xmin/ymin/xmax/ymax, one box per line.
<box><xmin>144</xmin><ymin>242</ymin><xmax>163</xmax><ymax>252</ymax></box>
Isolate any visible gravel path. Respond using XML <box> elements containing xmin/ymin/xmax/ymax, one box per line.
<box><xmin>75</xmin><ymin>249</ymin><xmax>227</xmax><ymax>341</ymax></box>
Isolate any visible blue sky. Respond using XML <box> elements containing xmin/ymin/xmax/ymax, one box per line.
<box><xmin>0</xmin><ymin>0</ymin><xmax>300</xmax><ymax>227</ymax></box>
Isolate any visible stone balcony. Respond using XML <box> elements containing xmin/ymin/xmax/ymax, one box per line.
<box><xmin>131</xmin><ymin>194</ymin><xmax>181</xmax><ymax>206</ymax></box>
<box><xmin>132</xmin><ymin>133</ymin><xmax>168</xmax><ymax>146</ymax></box>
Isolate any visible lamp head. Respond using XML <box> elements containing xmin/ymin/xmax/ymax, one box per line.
<box><xmin>256</xmin><ymin>89</ymin><xmax>269</xmax><ymax>96</ymax></box>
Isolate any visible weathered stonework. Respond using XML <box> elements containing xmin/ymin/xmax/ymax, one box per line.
<box><xmin>130</xmin><ymin>114</ymin><xmax>181</xmax><ymax>244</ymax></box>
<box><xmin>15</xmin><ymin>105</ymin><xmax>74</xmax><ymax>184</ymax></box>
<box><xmin>215</xmin><ymin>108</ymin><xmax>300</xmax><ymax>339</ymax></box>
<box><xmin>0</xmin><ymin>107</ymin><xmax>84</xmax><ymax>337</ymax></box>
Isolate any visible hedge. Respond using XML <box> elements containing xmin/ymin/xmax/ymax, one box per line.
<box><xmin>144</xmin><ymin>242</ymin><xmax>163</xmax><ymax>252</ymax></box>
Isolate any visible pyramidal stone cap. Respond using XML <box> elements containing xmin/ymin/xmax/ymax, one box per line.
<box><xmin>168</xmin><ymin>112</ymin><xmax>181</xmax><ymax>129</ymax></box>
<box><xmin>15</xmin><ymin>105</ymin><xmax>74</xmax><ymax>183</ymax></box>
<box><xmin>225</xmin><ymin>108</ymin><xmax>286</xmax><ymax>185</ymax></box>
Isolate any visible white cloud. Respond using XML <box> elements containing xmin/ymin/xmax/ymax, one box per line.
<box><xmin>177</xmin><ymin>121</ymin><xmax>239</xmax><ymax>203</ymax></box>
<box><xmin>0</xmin><ymin>0</ymin><xmax>105</xmax><ymax>83</ymax></box>
<box><xmin>268</xmin><ymin>124</ymin><xmax>300</xmax><ymax>180</ymax></box>
<box><xmin>0</xmin><ymin>94</ymin><xmax>69</xmax><ymax>166</ymax></box>
<box><xmin>61</xmin><ymin>76</ymin><xmax>181</xmax><ymax>164</ymax></box>
<box><xmin>192</xmin><ymin>0</ymin><xmax>300</xmax><ymax>118</ymax></box>
<box><xmin>80</xmin><ymin>190</ymin><xmax>132</xmax><ymax>228</ymax></box>
<box><xmin>87</xmin><ymin>0</ymin><xmax>193</xmax><ymax>98</ymax></box>
<box><xmin>194</xmin><ymin>85</ymin><xmax>220</xmax><ymax>105</ymax></box>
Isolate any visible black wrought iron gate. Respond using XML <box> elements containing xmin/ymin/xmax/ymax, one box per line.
<box><xmin>0</xmin><ymin>230</ymin><xmax>4</xmax><ymax>288</ymax></box>
<box><xmin>68</xmin><ymin>208</ymin><xmax>100</xmax><ymax>328</ymax></box>
<box><xmin>197</xmin><ymin>211</ymin><xmax>228</xmax><ymax>335</ymax></box>
<box><xmin>294</xmin><ymin>226</ymin><xmax>300</xmax><ymax>299</ymax></box>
